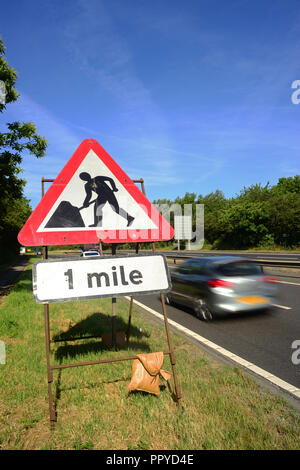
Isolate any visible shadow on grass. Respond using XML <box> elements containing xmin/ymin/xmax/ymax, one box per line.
<box><xmin>53</xmin><ymin>312</ymin><xmax>151</xmax><ymax>361</ymax></box>
<box><xmin>52</xmin><ymin>312</ymin><xmax>153</xmax><ymax>417</ymax></box>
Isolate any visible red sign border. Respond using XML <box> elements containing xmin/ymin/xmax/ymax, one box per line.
<box><xmin>18</xmin><ymin>139</ymin><xmax>174</xmax><ymax>246</ymax></box>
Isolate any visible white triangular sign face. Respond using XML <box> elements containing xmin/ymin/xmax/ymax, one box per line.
<box><xmin>18</xmin><ymin>139</ymin><xmax>174</xmax><ymax>246</ymax></box>
<box><xmin>37</xmin><ymin>150</ymin><xmax>157</xmax><ymax>232</ymax></box>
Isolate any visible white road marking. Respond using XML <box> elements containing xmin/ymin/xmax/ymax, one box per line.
<box><xmin>272</xmin><ymin>304</ymin><xmax>292</xmax><ymax>310</ymax></box>
<box><xmin>276</xmin><ymin>280</ymin><xmax>300</xmax><ymax>286</ymax></box>
<box><xmin>125</xmin><ymin>297</ymin><xmax>300</xmax><ymax>401</ymax></box>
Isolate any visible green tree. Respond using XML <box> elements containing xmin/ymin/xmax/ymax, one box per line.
<box><xmin>236</xmin><ymin>182</ymin><xmax>271</xmax><ymax>203</ymax></box>
<box><xmin>264</xmin><ymin>176</ymin><xmax>300</xmax><ymax>247</ymax></box>
<box><xmin>212</xmin><ymin>200</ymin><xmax>270</xmax><ymax>249</ymax></box>
<box><xmin>266</xmin><ymin>192</ymin><xmax>300</xmax><ymax>247</ymax></box>
<box><xmin>200</xmin><ymin>190</ymin><xmax>227</xmax><ymax>245</ymax></box>
<box><xmin>271</xmin><ymin>176</ymin><xmax>300</xmax><ymax>195</ymax></box>
<box><xmin>174</xmin><ymin>192</ymin><xmax>197</xmax><ymax>206</ymax></box>
<box><xmin>0</xmin><ymin>35</ymin><xmax>47</xmax><ymax>261</ymax></box>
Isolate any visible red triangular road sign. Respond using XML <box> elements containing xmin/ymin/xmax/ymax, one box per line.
<box><xmin>18</xmin><ymin>139</ymin><xmax>174</xmax><ymax>246</ymax></box>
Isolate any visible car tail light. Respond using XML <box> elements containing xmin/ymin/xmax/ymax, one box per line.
<box><xmin>261</xmin><ymin>275</ymin><xmax>277</xmax><ymax>283</ymax></box>
<box><xmin>207</xmin><ymin>279</ymin><xmax>234</xmax><ymax>288</ymax></box>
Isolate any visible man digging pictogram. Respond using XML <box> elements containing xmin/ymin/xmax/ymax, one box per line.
<box><xmin>79</xmin><ymin>172</ymin><xmax>135</xmax><ymax>227</ymax></box>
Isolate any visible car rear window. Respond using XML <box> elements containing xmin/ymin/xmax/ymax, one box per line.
<box><xmin>84</xmin><ymin>252</ymin><xmax>99</xmax><ymax>256</ymax></box>
<box><xmin>215</xmin><ymin>261</ymin><xmax>262</xmax><ymax>277</ymax></box>
<box><xmin>178</xmin><ymin>260</ymin><xmax>210</xmax><ymax>275</ymax></box>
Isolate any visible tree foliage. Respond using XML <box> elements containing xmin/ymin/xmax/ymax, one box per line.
<box><xmin>0</xmin><ymin>35</ymin><xmax>47</xmax><ymax>261</ymax></box>
<box><xmin>164</xmin><ymin>176</ymin><xmax>300</xmax><ymax>250</ymax></box>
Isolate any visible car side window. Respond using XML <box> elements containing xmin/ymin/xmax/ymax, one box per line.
<box><xmin>189</xmin><ymin>261</ymin><xmax>204</xmax><ymax>274</ymax></box>
<box><xmin>178</xmin><ymin>260</ymin><xmax>204</xmax><ymax>274</ymax></box>
<box><xmin>216</xmin><ymin>261</ymin><xmax>261</xmax><ymax>276</ymax></box>
<box><xmin>178</xmin><ymin>262</ymin><xmax>192</xmax><ymax>274</ymax></box>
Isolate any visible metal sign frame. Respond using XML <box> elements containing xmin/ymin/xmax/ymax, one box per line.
<box><xmin>34</xmin><ymin>174</ymin><xmax>182</xmax><ymax>426</ymax></box>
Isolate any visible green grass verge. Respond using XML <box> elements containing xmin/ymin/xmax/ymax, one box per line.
<box><xmin>0</xmin><ymin>259</ymin><xmax>299</xmax><ymax>450</ymax></box>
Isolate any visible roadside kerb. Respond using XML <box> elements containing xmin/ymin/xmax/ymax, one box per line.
<box><xmin>125</xmin><ymin>297</ymin><xmax>300</xmax><ymax>403</ymax></box>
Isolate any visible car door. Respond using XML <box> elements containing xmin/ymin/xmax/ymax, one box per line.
<box><xmin>170</xmin><ymin>261</ymin><xmax>195</xmax><ymax>308</ymax></box>
<box><xmin>182</xmin><ymin>259</ymin><xmax>214</xmax><ymax>308</ymax></box>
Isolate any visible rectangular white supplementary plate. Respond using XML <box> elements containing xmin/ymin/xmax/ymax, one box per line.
<box><xmin>32</xmin><ymin>254</ymin><xmax>171</xmax><ymax>304</ymax></box>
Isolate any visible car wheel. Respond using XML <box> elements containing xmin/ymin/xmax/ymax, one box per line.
<box><xmin>194</xmin><ymin>299</ymin><xmax>213</xmax><ymax>321</ymax></box>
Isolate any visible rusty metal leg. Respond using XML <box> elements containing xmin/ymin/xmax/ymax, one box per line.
<box><xmin>126</xmin><ymin>297</ymin><xmax>134</xmax><ymax>345</ymax></box>
<box><xmin>42</xmin><ymin>245</ymin><xmax>56</xmax><ymax>424</ymax></box>
<box><xmin>160</xmin><ymin>293</ymin><xmax>182</xmax><ymax>403</ymax></box>
<box><xmin>126</xmin><ymin>243</ymin><xmax>139</xmax><ymax>344</ymax></box>
<box><xmin>112</xmin><ymin>297</ymin><xmax>117</xmax><ymax>350</ymax></box>
<box><xmin>111</xmin><ymin>244</ymin><xmax>117</xmax><ymax>349</ymax></box>
<box><xmin>44</xmin><ymin>303</ymin><xmax>56</xmax><ymax>425</ymax></box>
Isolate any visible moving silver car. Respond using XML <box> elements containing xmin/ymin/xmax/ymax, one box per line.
<box><xmin>166</xmin><ymin>256</ymin><xmax>278</xmax><ymax>320</ymax></box>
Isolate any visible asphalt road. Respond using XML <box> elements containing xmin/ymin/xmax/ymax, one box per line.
<box><xmin>134</xmin><ymin>273</ymin><xmax>300</xmax><ymax>390</ymax></box>
<box><xmin>0</xmin><ymin>256</ymin><xmax>29</xmax><ymax>296</ymax></box>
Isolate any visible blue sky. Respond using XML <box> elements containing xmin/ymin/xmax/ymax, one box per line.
<box><xmin>1</xmin><ymin>0</ymin><xmax>300</xmax><ymax>209</ymax></box>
